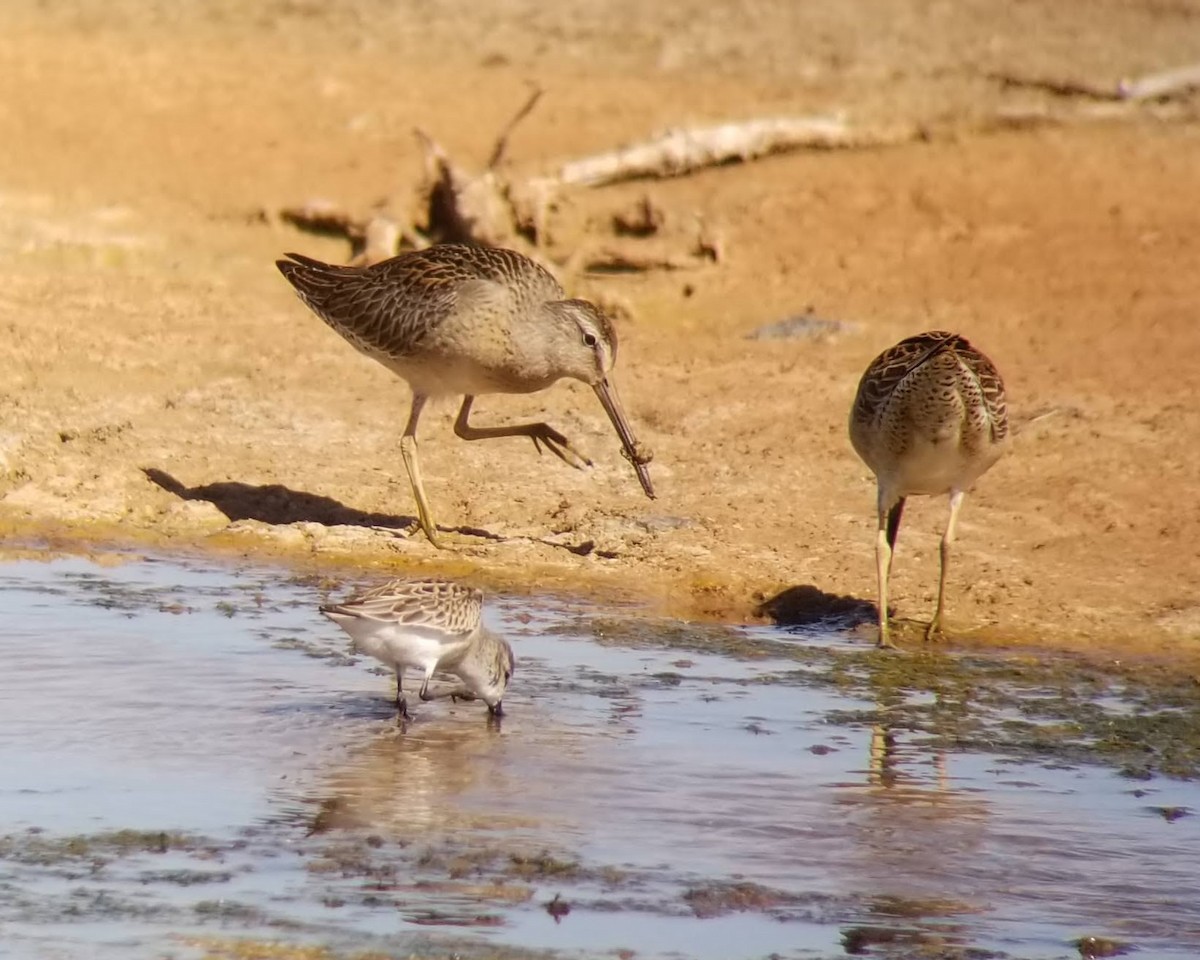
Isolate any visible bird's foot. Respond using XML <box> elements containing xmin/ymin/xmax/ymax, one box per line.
<box><xmin>529</xmin><ymin>424</ymin><xmax>592</xmax><ymax>471</ymax></box>
<box><xmin>416</xmin><ymin>521</ymin><xmax>446</xmax><ymax>550</ymax></box>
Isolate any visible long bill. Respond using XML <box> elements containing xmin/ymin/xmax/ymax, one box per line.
<box><xmin>593</xmin><ymin>377</ymin><xmax>656</xmax><ymax>500</ymax></box>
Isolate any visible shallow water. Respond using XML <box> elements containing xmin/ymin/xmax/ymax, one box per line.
<box><xmin>0</xmin><ymin>555</ymin><xmax>1197</xmax><ymax>960</ymax></box>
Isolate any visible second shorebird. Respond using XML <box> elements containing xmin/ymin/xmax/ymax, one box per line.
<box><xmin>320</xmin><ymin>578</ymin><xmax>514</xmax><ymax>719</ymax></box>
<box><xmin>849</xmin><ymin>331</ymin><xmax>1010</xmax><ymax>648</ymax></box>
<box><xmin>277</xmin><ymin>244</ymin><xmax>655</xmax><ymax>547</ymax></box>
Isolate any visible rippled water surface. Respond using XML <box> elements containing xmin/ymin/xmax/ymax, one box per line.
<box><xmin>0</xmin><ymin>555</ymin><xmax>1197</xmax><ymax>959</ymax></box>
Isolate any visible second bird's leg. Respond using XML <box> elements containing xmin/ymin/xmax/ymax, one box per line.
<box><xmin>453</xmin><ymin>396</ymin><xmax>592</xmax><ymax>470</ymax></box>
<box><xmin>432</xmin><ymin>687</ymin><xmax>476</xmax><ymax>702</ymax></box>
<box><xmin>874</xmin><ymin>494</ymin><xmax>906</xmax><ymax>649</ymax></box>
<box><xmin>418</xmin><ymin>670</ymin><xmax>434</xmax><ymax>702</ymax></box>
<box><xmin>399</xmin><ymin>393</ymin><xmax>444</xmax><ymax>548</ymax></box>
<box><xmin>886</xmin><ymin>498</ymin><xmax>905</xmax><ymax>583</ymax></box>
<box><xmin>416</xmin><ymin>676</ymin><xmax>475</xmax><ymax>702</ymax></box>
<box><xmin>395</xmin><ymin>667</ymin><xmax>410</xmax><ymax>719</ymax></box>
<box><xmin>926</xmin><ymin>490</ymin><xmax>965</xmax><ymax>641</ymax></box>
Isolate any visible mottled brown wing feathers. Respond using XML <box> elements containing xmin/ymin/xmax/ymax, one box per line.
<box><xmin>852</xmin><ymin>331</ymin><xmax>954</xmax><ymax>420</ymax></box>
<box><xmin>276</xmin><ymin>245</ymin><xmax>563</xmax><ymax>358</ymax></box>
<box><xmin>319</xmin><ymin>579</ymin><xmax>483</xmax><ymax>636</ymax></box>
<box><xmin>942</xmin><ymin>334</ymin><xmax>1010</xmax><ymax>443</ymax></box>
<box><xmin>852</xmin><ymin>330</ymin><xmax>1008</xmax><ymax>441</ymax></box>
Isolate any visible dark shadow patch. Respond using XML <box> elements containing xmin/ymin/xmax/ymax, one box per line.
<box><xmin>142</xmin><ymin>467</ymin><xmax>412</xmax><ymax>529</ymax></box>
<box><xmin>756</xmin><ymin>584</ymin><xmax>877</xmax><ymax>628</ymax></box>
<box><xmin>145</xmin><ymin>467</ymin><xmax>625</xmax><ymax>556</ymax></box>
<box><xmin>260</xmin><ymin>693</ymin><xmax>400</xmax><ymax>723</ymax></box>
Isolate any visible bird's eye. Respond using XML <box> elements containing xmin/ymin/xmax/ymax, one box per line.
<box><xmin>583</xmin><ymin>333</ymin><xmax>598</xmax><ymax>347</ymax></box>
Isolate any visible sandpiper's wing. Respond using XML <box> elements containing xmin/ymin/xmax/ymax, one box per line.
<box><xmin>850</xmin><ymin>330</ymin><xmax>1009</xmax><ymax>444</ymax></box>
<box><xmin>851</xmin><ymin>331</ymin><xmax>955</xmax><ymax>422</ymax></box>
<box><xmin>276</xmin><ymin>245</ymin><xmax>563</xmax><ymax>359</ymax></box>
<box><xmin>320</xmin><ymin>579</ymin><xmax>483</xmax><ymax>638</ymax></box>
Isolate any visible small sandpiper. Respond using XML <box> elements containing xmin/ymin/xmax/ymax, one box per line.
<box><xmin>320</xmin><ymin>579</ymin><xmax>514</xmax><ymax>718</ymax></box>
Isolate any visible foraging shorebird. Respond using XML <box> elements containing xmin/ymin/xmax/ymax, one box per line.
<box><xmin>276</xmin><ymin>244</ymin><xmax>655</xmax><ymax>547</ymax></box>
<box><xmin>849</xmin><ymin>331</ymin><xmax>1010</xmax><ymax>648</ymax></box>
<box><xmin>320</xmin><ymin>579</ymin><xmax>514</xmax><ymax>718</ymax></box>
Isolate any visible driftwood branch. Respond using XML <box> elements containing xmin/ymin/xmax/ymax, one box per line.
<box><xmin>279</xmin><ymin>199</ymin><xmax>360</xmax><ymax>237</ymax></box>
<box><xmin>416</xmin><ymin>128</ymin><xmax>517</xmax><ymax>247</ymax></box>
<box><xmin>985</xmin><ymin>98</ymin><xmax>1189</xmax><ymax>133</ymax></box>
<box><xmin>279</xmin><ymin>200</ymin><xmax>413</xmax><ymax>264</ymax></box>
<box><xmin>554</xmin><ymin>115</ymin><xmax>917</xmax><ymax>188</ymax></box>
<box><xmin>989</xmin><ymin>62</ymin><xmax>1200</xmax><ymax>103</ymax></box>
<box><xmin>487</xmin><ymin>85</ymin><xmax>544</xmax><ymax>170</ymax></box>
<box><xmin>277</xmin><ymin>112</ymin><xmax>923</xmax><ymax>273</ymax></box>
<box><xmin>988</xmin><ymin>72</ymin><xmax>1116</xmax><ymax>99</ymax></box>
<box><xmin>582</xmin><ymin>244</ymin><xmax>704</xmax><ymax>274</ymax></box>
<box><xmin>1119</xmin><ymin>62</ymin><xmax>1200</xmax><ymax>102</ymax></box>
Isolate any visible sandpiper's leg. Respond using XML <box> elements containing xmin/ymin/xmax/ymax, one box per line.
<box><xmin>418</xmin><ymin>668</ymin><xmax>436</xmax><ymax>702</ymax></box>
<box><xmin>399</xmin><ymin>393</ymin><xmax>443</xmax><ymax>548</ymax></box>
<box><xmin>395</xmin><ymin>667</ymin><xmax>410</xmax><ymax>719</ymax></box>
<box><xmin>885</xmin><ymin>498</ymin><xmax>905</xmax><ymax>583</ymax></box>
<box><xmin>926</xmin><ymin>490</ymin><xmax>965</xmax><ymax>641</ymax></box>
<box><xmin>875</xmin><ymin>493</ymin><xmax>905</xmax><ymax>649</ymax></box>
<box><xmin>453</xmin><ymin>396</ymin><xmax>592</xmax><ymax>470</ymax></box>
<box><xmin>415</xmin><ymin>677</ymin><xmax>478</xmax><ymax>704</ymax></box>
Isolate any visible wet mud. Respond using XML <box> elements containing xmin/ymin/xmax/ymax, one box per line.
<box><xmin>1</xmin><ymin>555</ymin><xmax>1198</xmax><ymax>959</ymax></box>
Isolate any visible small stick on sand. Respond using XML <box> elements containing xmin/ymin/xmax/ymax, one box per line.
<box><xmin>555</xmin><ymin>115</ymin><xmax>916</xmax><ymax>188</ymax></box>
<box><xmin>1118</xmin><ymin>62</ymin><xmax>1200</xmax><ymax>101</ymax></box>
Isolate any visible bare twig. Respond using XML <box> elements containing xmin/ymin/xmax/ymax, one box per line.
<box><xmin>693</xmin><ymin>214</ymin><xmax>725</xmax><ymax>264</ymax></box>
<box><xmin>279</xmin><ymin>199</ymin><xmax>361</xmax><ymax>237</ymax></box>
<box><xmin>554</xmin><ymin>115</ymin><xmax>916</xmax><ymax>187</ymax></box>
<box><xmin>352</xmin><ymin>215</ymin><xmax>403</xmax><ymax>265</ymax></box>
<box><xmin>416</xmin><ymin>128</ymin><xmax>515</xmax><ymax>246</ymax></box>
<box><xmin>984</xmin><ymin>98</ymin><xmax>1189</xmax><ymax>132</ymax></box>
<box><xmin>1119</xmin><ymin>62</ymin><xmax>1200</xmax><ymax>101</ymax></box>
<box><xmin>988</xmin><ymin>71</ymin><xmax>1118</xmax><ymax>100</ymax></box>
<box><xmin>612</xmin><ymin>195</ymin><xmax>665</xmax><ymax>237</ymax></box>
<box><xmin>487</xmin><ymin>85</ymin><xmax>545</xmax><ymax>170</ymax></box>
<box><xmin>989</xmin><ymin>63</ymin><xmax>1200</xmax><ymax>104</ymax></box>
<box><xmin>583</xmin><ymin>244</ymin><xmax>704</xmax><ymax>274</ymax></box>
<box><xmin>1012</xmin><ymin>405</ymin><xmax>1076</xmax><ymax>437</ymax></box>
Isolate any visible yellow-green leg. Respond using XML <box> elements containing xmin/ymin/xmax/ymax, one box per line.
<box><xmin>453</xmin><ymin>395</ymin><xmax>592</xmax><ymax>469</ymax></box>
<box><xmin>926</xmin><ymin>490</ymin><xmax>965</xmax><ymax>640</ymax></box>
<box><xmin>875</xmin><ymin>495</ymin><xmax>905</xmax><ymax>649</ymax></box>
<box><xmin>400</xmin><ymin>393</ymin><xmax>444</xmax><ymax>549</ymax></box>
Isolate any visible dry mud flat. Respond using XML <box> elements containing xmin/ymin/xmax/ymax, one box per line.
<box><xmin>0</xmin><ymin>1</ymin><xmax>1199</xmax><ymax>662</ymax></box>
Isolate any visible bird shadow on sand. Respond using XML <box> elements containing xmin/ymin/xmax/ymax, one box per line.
<box><xmin>142</xmin><ymin>467</ymin><xmax>598</xmax><ymax>554</ymax></box>
<box><xmin>142</xmin><ymin>467</ymin><xmax>415</xmax><ymax>531</ymax></box>
<box><xmin>756</xmin><ymin>584</ymin><xmax>877</xmax><ymax>630</ymax></box>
